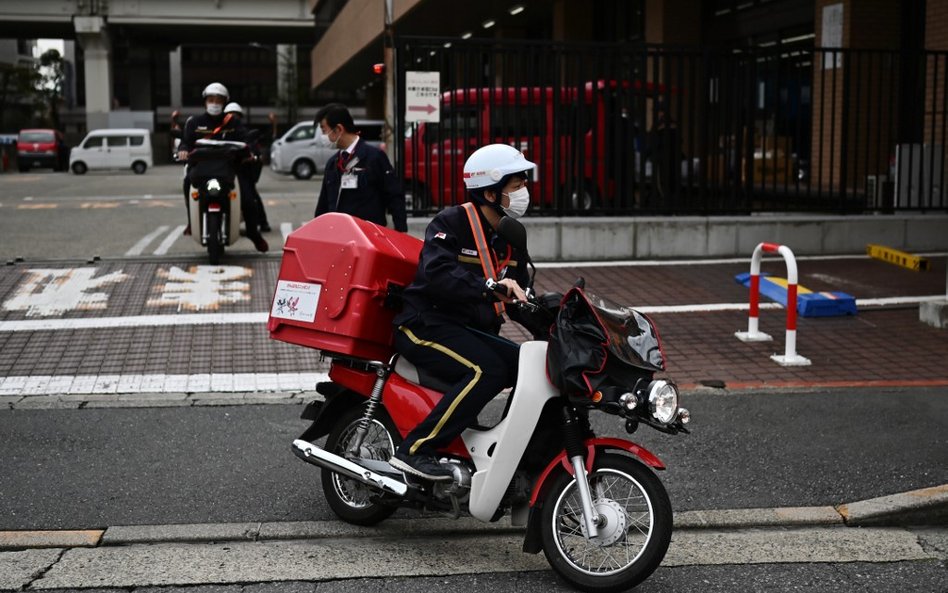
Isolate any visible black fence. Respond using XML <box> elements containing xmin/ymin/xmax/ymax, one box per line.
<box><xmin>395</xmin><ymin>36</ymin><xmax>948</xmax><ymax>216</ymax></box>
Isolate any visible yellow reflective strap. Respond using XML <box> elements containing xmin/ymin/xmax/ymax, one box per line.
<box><xmin>460</xmin><ymin>202</ymin><xmax>504</xmax><ymax>316</ymax></box>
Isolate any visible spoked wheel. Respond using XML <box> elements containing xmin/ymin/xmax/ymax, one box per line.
<box><xmin>540</xmin><ymin>454</ymin><xmax>672</xmax><ymax>593</ymax></box>
<box><xmin>206</xmin><ymin>211</ymin><xmax>224</xmax><ymax>265</ymax></box>
<box><xmin>321</xmin><ymin>404</ymin><xmax>400</xmax><ymax>526</ymax></box>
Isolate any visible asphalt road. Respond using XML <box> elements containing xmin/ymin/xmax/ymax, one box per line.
<box><xmin>1</xmin><ymin>166</ymin><xmax>946</xmax><ymax>592</ymax></box>
<box><xmin>0</xmin><ymin>165</ymin><xmax>317</xmax><ymax>261</ymax></box>
<box><xmin>2</xmin><ymin>387</ymin><xmax>946</xmax><ymax>531</ymax></box>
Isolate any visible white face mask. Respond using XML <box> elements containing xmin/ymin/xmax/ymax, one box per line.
<box><xmin>502</xmin><ymin>186</ymin><xmax>530</xmax><ymax>218</ymax></box>
<box><xmin>206</xmin><ymin>102</ymin><xmax>223</xmax><ymax>116</ymax></box>
<box><xmin>326</xmin><ymin>130</ymin><xmax>342</xmax><ymax>150</ymax></box>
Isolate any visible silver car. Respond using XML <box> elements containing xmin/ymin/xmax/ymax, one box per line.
<box><xmin>269</xmin><ymin>119</ymin><xmax>384</xmax><ymax>180</ymax></box>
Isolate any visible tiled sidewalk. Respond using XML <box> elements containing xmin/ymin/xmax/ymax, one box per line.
<box><xmin>1</xmin><ymin>255</ymin><xmax>945</xmax><ymax>396</ymax></box>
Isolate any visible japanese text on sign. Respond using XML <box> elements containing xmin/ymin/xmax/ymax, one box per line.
<box><xmin>405</xmin><ymin>71</ymin><xmax>441</xmax><ymax>123</ymax></box>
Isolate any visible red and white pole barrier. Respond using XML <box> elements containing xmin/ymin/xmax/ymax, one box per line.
<box><xmin>735</xmin><ymin>242</ymin><xmax>811</xmax><ymax>367</ymax></box>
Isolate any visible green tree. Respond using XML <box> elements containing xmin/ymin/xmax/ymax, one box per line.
<box><xmin>37</xmin><ymin>48</ymin><xmax>65</xmax><ymax>130</ymax></box>
<box><xmin>0</xmin><ymin>49</ymin><xmax>65</xmax><ymax>131</ymax></box>
<box><xmin>0</xmin><ymin>61</ymin><xmax>39</xmax><ymax>131</ymax></box>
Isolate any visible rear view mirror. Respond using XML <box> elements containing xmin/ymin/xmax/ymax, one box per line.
<box><xmin>497</xmin><ymin>216</ymin><xmax>528</xmax><ymax>253</ymax></box>
<box><xmin>497</xmin><ymin>216</ymin><xmax>535</xmax><ymax>288</ymax></box>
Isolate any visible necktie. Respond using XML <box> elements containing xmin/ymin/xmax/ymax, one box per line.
<box><xmin>337</xmin><ymin>151</ymin><xmax>350</xmax><ymax>172</ymax></box>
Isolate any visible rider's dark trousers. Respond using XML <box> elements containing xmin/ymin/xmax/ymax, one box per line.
<box><xmin>393</xmin><ymin>319</ymin><xmax>519</xmax><ymax>457</ymax></box>
<box><xmin>236</xmin><ymin>170</ymin><xmax>264</xmax><ymax>242</ymax></box>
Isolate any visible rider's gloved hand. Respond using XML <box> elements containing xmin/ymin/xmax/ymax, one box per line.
<box><xmin>487</xmin><ymin>278</ymin><xmax>527</xmax><ymax>304</ymax></box>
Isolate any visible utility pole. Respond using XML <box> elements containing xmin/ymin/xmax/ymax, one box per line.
<box><xmin>383</xmin><ymin>0</ymin><xmax>396</xmax><ymax>163</ymax></box>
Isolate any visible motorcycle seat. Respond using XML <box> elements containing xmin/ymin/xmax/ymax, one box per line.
<box><xmin>393</xmin><ymin>355</ymin><xmax>454</xmax><ymax>394</ymax></box>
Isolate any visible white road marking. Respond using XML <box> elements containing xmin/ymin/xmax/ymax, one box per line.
<box><xmin>0</xmin><ymin>312</ymin><xmax>267</xmax><ymax>332</ymax></box>
<box><xmin>125</xmin><ymin>226</ymin><xmax>171</xmax><ymax>256</ymax></box>
<box><xmin>147</xmin><ymin>266</ymin><xmax>252</xmax><ymax>312</ymax></box>
<box><xmin>0</xmin><ymin>295</ymin><xmax>942</xmax><ymax>333</ymax></box>
<box><xmin>535</xmin><ymin>251</ymin><xmax>948</xmax><ymax>268</ymax></box>
<box><xmin>280</xmin><ymin>222</ymin><xmax>294</xmax><ymax>242</ymax></box>
<box><xmin>153</xmin><ymin>225</ymin><xmax>186</xmax><ymax>255</ymax></box>
<box><xmin>2</xmin><ymin>268</ymin><xmax>130</xmax><ymax>317</ymax></box>
<box><xmin>0</xmin><ymin>372</ymin><xmax>328</xmax><ymax>395</ymax></box>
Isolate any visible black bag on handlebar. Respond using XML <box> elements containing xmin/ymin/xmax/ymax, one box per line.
<box><xmin>547</xmin><ymin>287</ymin><xmax>666</xmax><ymax>398</ymax></box>
<box><xmin>546</xmin><ymin>287</ymin><xmax>609</xmax><ymax>397</ymax></box>
<box><xmin>189</xmin><ymin>145</ymin><xmax>246</xmax><ymax>189</ymax></box>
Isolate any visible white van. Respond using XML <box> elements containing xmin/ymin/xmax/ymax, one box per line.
<box><xmin>70</xmin><ymin>128</ymin><xmax>153</xmax><ymax>175</ymax></box>
<box><xmin>269</xmin><ymin>119</ymin><xmax>384</xmax><ymax>180</ymax></box>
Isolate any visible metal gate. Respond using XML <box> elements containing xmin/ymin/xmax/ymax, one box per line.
<box><xmin>395</xmin><ymin>36</ymin><xmax>948</xmax><ymax>216</ymax></box>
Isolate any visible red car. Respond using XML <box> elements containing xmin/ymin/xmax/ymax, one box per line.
<box><xmin>16</xmin><ymin>128</ymin><xmax>68</xmax><ymax>172</ymax></box>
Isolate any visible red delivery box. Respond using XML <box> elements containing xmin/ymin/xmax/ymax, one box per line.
<box><xmin>268</xmin><ymin>213</ymin><xmax>422</xmax><ymax>361</ymax></box>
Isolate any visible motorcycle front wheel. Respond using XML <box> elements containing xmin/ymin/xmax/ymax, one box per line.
<box><xmin>206</xmin><ymin>210</ymin><xmax>224</xmax><ymax>265</ymax></box>
<box><xmin>539</xmin><ymin>453</ymin><xmax>672</xmax><ymax>593</ymax></box>
<box><xmin>321</xmin><ymin>403</ymin><xmax>400</xmax><ymax>526</ymax></box>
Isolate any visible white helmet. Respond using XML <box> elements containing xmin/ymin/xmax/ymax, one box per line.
<box><xmin>202</xmin><ymin>82</ymin><xmax>229</xmax><ymax>100</ymax></box>
<box><xmin>463</xmin><ymin>144</ymin><xmax>536</xmax><ymax>189</ymax></box>
<box><xmin>224</xmin><ymin>102</ymin><xmax>243</xmax><ymax>115</ymax></box>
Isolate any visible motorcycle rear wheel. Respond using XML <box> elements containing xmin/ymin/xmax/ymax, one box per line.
<box><xmin>321</xmin><ymin>404</ymin><xmax>400</xmax><ymax>526</ymax></box>
<box><xmin>539</xmin><ymin>453</ymin><xmax>672</xmax><ymax>593</ymax></box>
<box><xmin>206</xmin><ymin>211</ymin><xmax>224</xmax><ymax>265</ymax></box>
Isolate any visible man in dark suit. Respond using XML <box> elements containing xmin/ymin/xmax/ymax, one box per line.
<box><xmin>313</xmin><ymin>103</ymin><xmax>408</xmax><ymax>231</ymax></box>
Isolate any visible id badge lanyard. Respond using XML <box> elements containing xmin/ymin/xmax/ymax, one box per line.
<box><xmin>334</xmin><ymin>153</ymin><xmax>360</xmax><ymax>210</ymax></box>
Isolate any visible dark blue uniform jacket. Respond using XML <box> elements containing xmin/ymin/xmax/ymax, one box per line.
<box><xmin>394</xmin><ymin>204</ymin><xmax>530</xmax><ymax>334</ymax></box>
<box><xmin>315</xmin><ymin>140</ymin><xmax>408</xmax><ymax>231</ymax></box>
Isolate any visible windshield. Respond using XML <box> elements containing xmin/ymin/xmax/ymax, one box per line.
<box><xmin>583</xmin><ymin>290</ymin><xmax>665</xmax><ymax>371</ymax></box>
<box><xmin>20</xmin><ymin>132</ymin><xmax>55</xmax><ymax>143</ymax></box>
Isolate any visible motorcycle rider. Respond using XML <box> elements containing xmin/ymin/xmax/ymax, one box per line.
<box><xmin>223</xmin><ymin>102</ymin><xmax>272</xmax><ymax>234</ymax></box>
<box><xmin>176</xmin><ymin>83</ymin><xmax>268</xmax><ymax>253</ymax></box>
<box><xmin>388</xmin><ymin>144</ymin><xmax>535</xmax><ymax>481</ymax></box>
<box><xmin>169</xmin><ymin>110</ymin><xmax>190</xmax><ymax>233</ymax></box>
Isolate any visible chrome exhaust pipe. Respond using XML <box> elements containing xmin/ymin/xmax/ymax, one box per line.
<box><xmin>291</xmin><ymin>439</ymin><xmax>409</xmax><ymax>497</ymax></box>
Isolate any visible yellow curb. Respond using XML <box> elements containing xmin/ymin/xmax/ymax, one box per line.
<box><xmin>0</xmin><ymin>530</ymin><xmax>103</xmax><ymax>549</ymax></box>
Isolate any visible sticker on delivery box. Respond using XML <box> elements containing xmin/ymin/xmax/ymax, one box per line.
<box><xmin>271</xmin><ymin>280</ymin><xmax>321</xmax><ymax>323</ymax></box>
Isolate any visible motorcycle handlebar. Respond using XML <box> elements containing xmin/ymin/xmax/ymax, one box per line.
<box><xmin>486</xmin><ymin>279</ymin><xmax>540</xmax><ymax>312</ymax></box>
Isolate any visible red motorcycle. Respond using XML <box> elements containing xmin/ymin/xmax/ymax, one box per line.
<box><xmin>269</xmin><ymin>214</ymin><xmax>690</xmax><ymax>592</ymax></box>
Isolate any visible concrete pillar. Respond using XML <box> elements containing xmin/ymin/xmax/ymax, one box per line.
<box><xmin>552</xmin><ymin>0</ymin><xmax>593</xmax><ymax>42</ymax></box>
<box><xmin>127</xmin><ymin>47</ymin><xmax>153</xmax><ymax>111</ymax></box>
<box><xmin>919</xmin><ymin>269</ymin><xmax>948</xmax><ymax>328</ymax></box>
<box><xmin>643</xmin><ymin>0</ymin><xmax>702</xmax><ymax>159</ymax></box>
<box><xmin>644</xmin><ymin>0</ymin><xmax>701</xmax><ymax>45</ymax></box>
<box><xmin>811</xmin><ymin>0</ymin><xmax>900</xmax><ymax>194</ymax></box>
<box><xmin>276</xmin><ymin>44</ymin><xmax>298</xmax><ymax>122</ymax></box>
<box><xmin>74</xmin><ymin>15</ymin><xmax>113</xmax><ymax>131</ymax></box>
<box><xmin>169</xmin><ymin>46</ymin><xmax>183</xmax><ymax>109</ymax></box>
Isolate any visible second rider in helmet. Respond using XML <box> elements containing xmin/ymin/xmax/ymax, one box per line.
<box><xmin>389</xmin><ymin>144</ymin><xmax>536</xmax><ymax>481</ymax></box>
<box><xmin>176</xmin><ymin>83</ymin><xmax>268</xmax><ymax>252</ymax></box>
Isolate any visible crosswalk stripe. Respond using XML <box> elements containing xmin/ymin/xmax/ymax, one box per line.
<box><xmin>153</xmin><ymin>225</ymin><xmax>186</xmax><ymax>255</ymax></box>
<box><xmin>0</xmin><ymin>312</ymin><xmax>268</xmax><ymax>332</ymax></box>
<box><xmin>125</xmin><ymin>226</ymin><xmax>170</xmax><ymax>256</ymax></box>
<box><xmin>0</xmin><ymin>372</ymin><xmax>328</xmax><ymax>395</ymax></box>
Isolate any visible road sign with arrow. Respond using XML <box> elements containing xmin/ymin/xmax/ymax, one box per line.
<box><xmin>405</xmin><ymin>71</ymin><xmax>440</xmax><ymax>123</ymax></box>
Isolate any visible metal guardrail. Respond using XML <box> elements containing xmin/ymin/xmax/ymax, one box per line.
<box><xmin>395</xmin><ymin>37</ymin><xmax>948</xmax><ymax>217</ymax></box>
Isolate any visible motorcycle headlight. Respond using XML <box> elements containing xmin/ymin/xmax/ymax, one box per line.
<box><xmin>647</xmin><ymin>380</ymin><xmax>679</xmax><ymax>425</ymax></box>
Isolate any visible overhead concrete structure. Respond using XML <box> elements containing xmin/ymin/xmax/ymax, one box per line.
<box><xmin>0</xmin><ymin>1</ymin><xmax>313</xmax><ymax>41</ymax></box>
<box><xmin>0</xmin><ymin>0</ymin><xmax>313</xmax><ymax>130</ymax></box>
